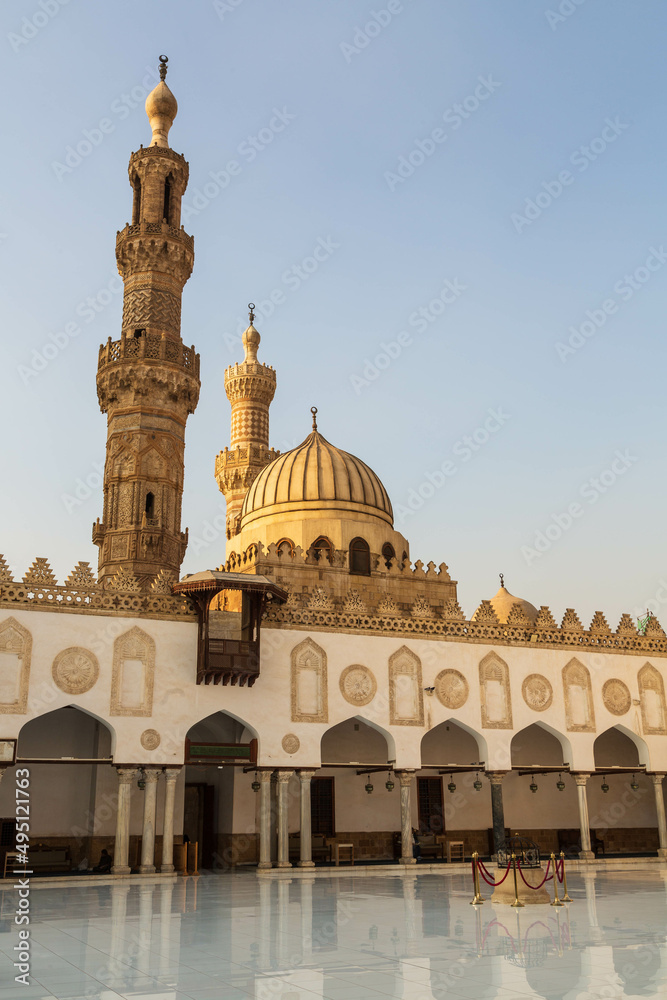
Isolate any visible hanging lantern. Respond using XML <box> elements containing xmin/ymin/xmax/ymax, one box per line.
<box><xmin>556</xmin><ymin>773</ymin><xmax>565</xmax><ymax>792</ymax></box>
<box><xmin>630</xmin><ymin>774</ymin><xmax>640</xmax><ymax>791</ymax></box>
<box><xmin>252</xmin><ymin>772</ymin><xmax>261</xmax><ymax>793</ymax></box>
<box><xmin>137</xmin><ymin>772</ymin><xmax>146</xmax><ymax>791</ymax></box>
<box><xmin>601</xmin><ymin>778</ymin><xmax>609</xmax><ymax>793</ymax></box>
<box><xmin>530</xmin><ymin>779</ymin><xmax>538</xmax><ymax>794</ymax></box>
<box><xmin>365</xmin><ymin>780</ymin><xmax>374</xmax><ymax>794</ymax></box>
<box><xmin>385</xmin><ymin>772</ymin><xmax>395</xmax><ymax>792</ymax></box>
<box><xmin>473</xmin><ymin>773</ymin><xmax>483</xmax><ymax>792</ymax></box>
<box><xmin>447</xmin><ymin>775</ymin><xmax>456</xmax><ymax>793</ymax></box>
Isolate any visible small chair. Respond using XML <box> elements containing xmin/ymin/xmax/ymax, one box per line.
<box><xmin>447</xmin><ymin>840</ymin><xmax>465</xmax><ymax>863</ymax></box>
<box><xmin>335</xmin><ymin>843</ymin><xmax>354</xmax><ymax>865</ymax></box>
<box><xmin>3</xmin><ymin>852</ymin><xmax>19</xmax><ymax>879</ymax></box>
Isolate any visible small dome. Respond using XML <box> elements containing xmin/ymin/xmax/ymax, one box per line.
<box><xmin>145</xmin><ymin>80</ymin><xmax>177</xmax><ymax>148</ymax></box>
<box><xmin>475</xmin><ymin>581</ymin><xmax>539</xmax><ymax>624</ymax></box>
<box><xmin>241</xmin><ymin>428</ymin><xmax>393</xmax><ymax>528</ymax></box>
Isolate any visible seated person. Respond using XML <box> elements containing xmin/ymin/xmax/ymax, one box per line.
<box><xmin>412</xmin><ymin>828</ymin><xmax>421</xmax><ymax>860</ymax></box>
<box><xmin>92</xmin><ymin>849</ymin><xmax>112</xmax><ymax>873</ymax></box>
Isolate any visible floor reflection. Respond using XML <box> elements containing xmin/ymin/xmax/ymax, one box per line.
<box><xmin>0</xmin><ymin>869</ymin><xmax>665</xmax><ymax>998</ymax></box>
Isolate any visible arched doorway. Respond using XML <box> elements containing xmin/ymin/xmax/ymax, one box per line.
<box><xmin>6</xmin><ymin>708</ymin><xmax>117</xmax><ymax>871</ymax></box>
<box><xmin>318</xmin><ymin>718</ymin><xmax>393</xmax><ymax>861</ymax></box>
<box><xmin>184</xmin><ymin>711</ymin><xmax>257</xmax><ymax>869</ymax></box>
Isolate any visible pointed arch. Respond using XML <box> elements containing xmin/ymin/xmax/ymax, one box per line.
<box><xmin>479</xmin><ymin>651</ymin><xmax>512</xmax><ymax>729</ymax></box>
<box><xmin>186</xmin><ymin>709</ymin><xmax>258</xmax><ymax>744</ymax></box>
<box><xmin>18</xmin><ymin>705</ymin><xmax>116</xmax><ymax>758</ymax></box>
<box><xmin>291</xmin><ymin>636</ymin><xmax>327</xmax><ymax>723</ymax></box>
<box><xmin>594</xmin><ymin>724</ymin><xmax>648</xmax><ymax>768</ymax></box>
<box><xmin>638</xmin><ymin>662</ymin><xmax>667</xmax><ymax>734</ymax></box>
<box><xmin>421</xmin><ymin>718</ymin><xmax>487</xmax><ymax>767</ymax></box>
<box><xmin>110</xmin><ymin>626</ymin><xmax>155</xmax><ymax>717</ymax></box>
<box><xmin>321</xmin><ymin>714</ymin><xmax>393</xmax><ymax>765</ymax></box>
<box><xmin>0</xmin><ymin>617</ymin><xmax>32</xmax><ymax>714</ymax></box>
<box><xmin>389</xmin><ymin>645</ymin><xmax>423</xmax><ymax>726</ymax></box>
<box><xmin>511</xmin><ymin>722</ymin><xmax>571</xmax><ymax>767</ymax></box>
<box><xmin>562</xmin><ymin>658</ymin><xmax>595</xmax><ymax>732</ymax></box>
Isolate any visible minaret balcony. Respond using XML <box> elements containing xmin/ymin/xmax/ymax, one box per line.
<box><xmin>98</xmin><ymin>332</ymin><xmax>200</xmax><ymax>378</ymax></box>
<box><xmin>116</xmin><ymin>220</ymin><xmax>194</xmax><ymax>251</ymax></box>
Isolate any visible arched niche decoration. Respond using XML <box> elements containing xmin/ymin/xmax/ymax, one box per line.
<box><xmin>562</xmin><ymin>658</ymin><xmax>595</xmax><ymax>732</ymax></box>
<box><xmin>389</xmin><ymin>646</ymin><xmax>423</xmax><ymax>726</ymax></box>
<box><xmin>110</xmin><ymin>626</ymin><xmax>155</xmax><ymax>717</ymax></box>
<box><xmin>638</xmin><ymin>662</ymin><xmax>667</xmax><ymax>735</ymax></box>
<box><xmin>291</xmin><ymin>637</ymin><xmax>328</xmax><ymax>723</ymax></box>
<box><xmin>0</xmin><ymin>617</ymin><xmax>32</xmax><ymax>714</ymax></box>
<box><xmin>479</xmin><ymin>651</ymin><xmax>512</xmax><ymax>729</ymax></box>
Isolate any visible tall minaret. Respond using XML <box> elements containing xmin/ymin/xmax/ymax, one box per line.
<box><xmin>215</xmin><ymin>305</ymin><xmax>278</xmax><ymax>539</ymax></box>
<box><xmin>93</xmin><ymin>57</ymin><xmax>200</xmax><ymax>587</ymax></box>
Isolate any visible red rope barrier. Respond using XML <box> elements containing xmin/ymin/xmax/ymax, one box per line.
<box><xmin>516</xmin><ymin>857</ymin><xmax>553</xmax><ymax>889</ymax></box>
<box><xmin>477</xmin><ymin>858</ymin><xmax>512</xmax><ymax>887</ymax></box>
<box><xmin>555</xmin><ymin>857</ymin><xmax>564</xmax><ymax>882</ymax></box>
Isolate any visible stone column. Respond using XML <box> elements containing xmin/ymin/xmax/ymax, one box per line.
<box><xmin>138</xmin><ymin>768</ymin><xmax>161</xmax><ymax>873</ymax></box>
<box><xmin>573</xmin><ymin>773</ymin><xmax>595</xmax><ymax>859</ymax></box>
<box><xmin>258</xmin><ymin>770</ymin><xmax>274</xmax><ymax>870</ymax></box>
<box><xmin>397</xmin><ymin>771</ymin><xmax>416</xmax><ymax>865</ymax></box>
<box><xmin>651</xmin><ymin>774</ymin><xmax>667</xmax><ymax>857</ymax></box>
<box><xmin>112</xmin><ymin>767</ymin><xmax>136</xmax><ymax>874</ymax></box>
<box><xmin>486</xmin><ymin>771</ymin><xmax>508</xmax><ymax>856</ymax></box>
<box><xmin>298</xmin><ymin>769</ymin><xmax>316</xmax><ymax>867</ymax></box>
<box><xmin>160</xmin><ymin>768</ymin><xmax>180</xmax><ymax>873</ymax></box>
<box><xmin>276</xmin><ymin>770</ymin><xmax>293</xmax><ymax>868</ymax></box>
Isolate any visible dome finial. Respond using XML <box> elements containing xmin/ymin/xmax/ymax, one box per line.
<box><xmin>311</xmin><ymin>406</ymin><xmax>318</xmax><ymax>431</ymax></box>
<box><xmin>145</xmin><ymin>55</ymin><xmax>178</xmax><ymax>148</ymax></box>
<box><xmin>499</xmin><ymin>572</ymin><xmax>505</xmax><ymax>589</ymax></box>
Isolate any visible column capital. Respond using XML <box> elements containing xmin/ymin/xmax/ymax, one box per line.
<box><xmin>163</xmin><ymin>767</ymin><xmax>180</xmax><ymax>784</ymax></box>
<box><xmin>298</xmin><ymin>769</ymin><xmax>317</xmax><ymax>781</ymax></box>
<box><xmin>572</xmin><ymin>772</ymin><xmax>591</xmax><ymax>786</ymax></box>
<box><xmin>396</xmin><ymin>770</ymin><xmax>415</xmax><ymax>787</ymax></box>
<box><xmin>143</xmin><ymin>768</ymin><xmax>162</xmax><ymax>782</ymax></box>
<box><xmin>485</xmin><ymin>770</ymin><xmax>509</xmax><ymax>786</ymax></box>
<box><xmin>276</xmin><ymin>769</ymin><xmax>294</xmax><ymax>784</ymax></box>
<box><xmin>116</xmin><ymin>767</ymin><xmax>138</xmax><ymax>784</ymax></box>
<box><xmin>650</xmin><ymin>773</ymin><xmax>666</xmax><ymax>784</ymax></box>
<box><xmin>259</xmin><ymin>769</ymin><xmax>273</xmax><ymax>785</ymax></box>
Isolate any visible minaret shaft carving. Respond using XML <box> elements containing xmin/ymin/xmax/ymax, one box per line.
<box><xmin>215</xmin><ymin>305</ymin><xmax>278</xmax><ymax>539</ymax></box>
<box><xmin>93</xmin><ymin>59</ymin><xmax>200</xmax><ymax>587</ymax></box>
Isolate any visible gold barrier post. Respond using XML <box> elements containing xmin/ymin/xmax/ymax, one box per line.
<box><xmin>550</xmin><ymin>852</ymin><xmax>564</xmax><ymax>907</ymax></box>
<box><xmin>191</xmin><ymin>841</ymin><xmax>199</xmax><ymax>877</ymax></box>
<box><xmin>511</xmin><ymin>854</ymin><xmax>524</xmax><ymax>908</ymax></box>
<box><xmin>560</xmin><ymin>851</ymin><xmax>572</xmax><ymax>902</ymax></box>
<box><xmin>470</xmin><ymin>851</ymin><xmax>484</xmax><ymax>905</ymax></box>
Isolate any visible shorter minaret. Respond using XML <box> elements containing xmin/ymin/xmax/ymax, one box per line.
<box><xmin>215</xmin><ymin>305</ymin><xmax>278</xmax><ymax>538</ymax></box>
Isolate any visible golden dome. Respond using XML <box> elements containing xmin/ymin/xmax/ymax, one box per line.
<box><xmin>475</xmin><ymin>579</ymin><xmax>539</xmax><ymax>624</ymax></box>
<box><xmin>145</xmin><ymin>57</ymin><xmax>177</xmax><ymax>148</ymax></box>
<box><xmin>241</xmin><ymin>419</ymin><xmax>393</xmax><ymax>528</ymax></box>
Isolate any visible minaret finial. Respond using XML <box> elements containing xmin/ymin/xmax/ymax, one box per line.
<box><xmin>145</xmin><ymin>56</ymin><xmax>177</xmax><ymax>148</ymax></box>
<box><xmin>499</xmin><ymin>572</ymin><xmax>505</xmax><ymax>588</ymax></box>
<box><xmin>159</xmin><ymin>54</ymin><xmax>168</xmax><ymax>81</ymax></box>
<box><xmin>311</xmin><ymin>406</ymin><xmax>318</xmax><ymax>431</ymax></box>
<box><xmin>248</xmin><ymin>302</ymin><xmax>255</xmax><ymax>324</ymax></box>
<box><xmin>242</xmin><ymin>304</ymin><xmax>260</xmax><ymax>363</ymax></box>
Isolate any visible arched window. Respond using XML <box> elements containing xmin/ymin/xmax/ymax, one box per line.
<box><xmin>131</xmin><ymin>177</ymin><xmax>142</xmax><ymax>225</ymax></box>
<box><xmin>349</xmin><ymin>537</ymin><xmax>371</xmax><ymax>576</ymax></box>
<box><xmin>277</xmin><ymin>538</ymin><xmax>294</xmax><ymax>559</ymax></box>
<box><xmin>163</xmin><ymin>175</ymin><xmax>172</xmax><ymax>224</ymax></box>
<box><xmin>145</xmin><ymin>492</ymin><xmax>155</xmax><ymax>520</ymax></box>
<box><xmin>382</xmin><ymin>543</ymin><xmax>396</xmax><ymax>569</ymax></box>
<box><xmin>312</xmin><ymin>536</ymin><xmax>333</xmax><ymax>564</ymax></box>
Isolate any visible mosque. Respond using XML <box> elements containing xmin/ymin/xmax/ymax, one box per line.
<box><xmin>1</xmin><ymin>59</ymin><xmax>666</xmax><ymax>877</ymax></box>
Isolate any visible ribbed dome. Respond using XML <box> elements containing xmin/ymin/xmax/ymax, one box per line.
<box><xmin>474</xmin><ymin>582</ymin><xmax>539</xmax><ymax>624</ymax></box>
<box><xmin>241</xmin><ymin>430</ymin><xmax>393</xmax><ymax>527</ymax></box>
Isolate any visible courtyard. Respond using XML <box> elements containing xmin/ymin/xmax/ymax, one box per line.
<box><xmin>1</xmin><ymin>866</ymin><xmax>666</xmax><ymax>999</ymax></box>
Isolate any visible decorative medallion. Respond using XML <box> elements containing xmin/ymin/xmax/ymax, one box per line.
<box><xmin>434</xmin><ymin>669</ymin><xmax>469</xmax><ymax>709</ymax></box>
<box><xmin>52</xmin><ymin>647</ymin><xmax>99</xmax><ymax>695</ymax></box>
<box><xmin>339</xmin><ymin>664</ymin><xmax>377</xmax><ymax>707</ymax></box>
<box><xmin>522</xmin><ymin>674</ymin><xmax>553</xmax><ymax>712</ymax></box>
<box><xmin>602</xmin><ymin>678</ymin><xmax>631</xmax><ymax>717</ymax></box>
<box><xmin>140</xmin><ymin>729</ymin><xmax>161</xmax><ymax>751</ymax></box>
<box><xmin>282</xmin><ymin>734</ymin><xmax>300</xmax><ymax>754</ymax></box>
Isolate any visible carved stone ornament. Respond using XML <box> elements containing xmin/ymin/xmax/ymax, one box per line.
<box><xmin>282</xmin><ymin>734</ymin><xmax>300</xmax><ymax>754</ymax></box>
<box><xmin>339</xmin><ymin>664</ymin><xmax>377</xmax><ymax>707</ymax></box>
<box><xmin>522</xmin><ymin>674</ymin><xmax>553</xmax><ymax>713</ymax></box>
<box><xmin>140</xmin><ymin>728</ymin><xmax>161</xmax><ymax>751</ymax></box>
<box><xmin>602</xmin><ymin>678</ymin><xmax>631</xmax><ymax>716</ymax></box>
<box><xmin>52</xmin><ymin>647</ymin><xmax>100</xmax><ymax>695</ymax></box>
<box><xmin>434</xmin><ymin>669</ymin><xmax>469</xmax><ymax>709</ymax></box>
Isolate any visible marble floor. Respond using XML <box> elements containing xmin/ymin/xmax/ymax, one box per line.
<box><xmin>1</xmin><ymin>866</ymin><xmax>666</xmax><ymax>999</ymax></box>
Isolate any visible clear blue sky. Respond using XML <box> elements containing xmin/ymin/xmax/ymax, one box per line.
<box><xmin>2</xmin><ymin>0</ymin><xmax>667</xmax><ymax>626</ymax></box>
